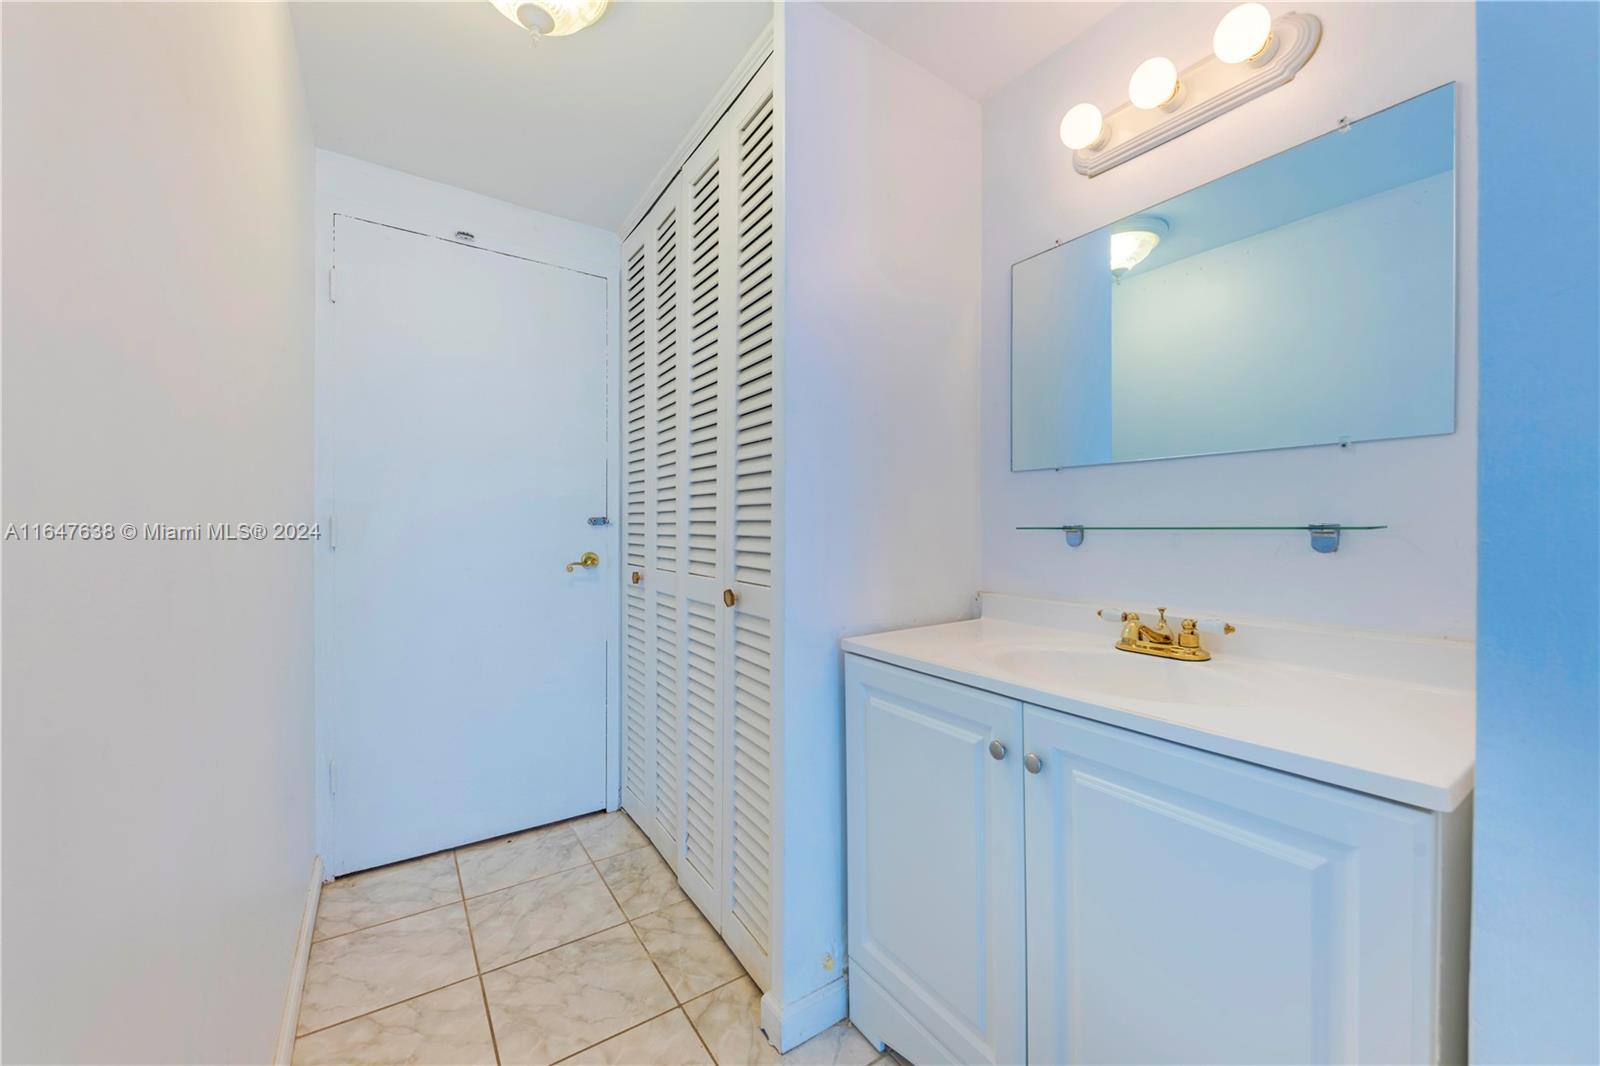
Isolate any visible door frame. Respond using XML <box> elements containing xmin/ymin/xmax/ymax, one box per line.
<box><xmin>313</xmin><ymin>152</ymin><xmax>622</xmax><ymax>874</ymax></box>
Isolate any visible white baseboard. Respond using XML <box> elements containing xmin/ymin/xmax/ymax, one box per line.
<box><xmin>759</xmin><ymin>974</ymin><xmax>848</xmax><ymax>1054</ymax></box>
<box><xmin>275</xmin><ymin>856</ymin><xmax>324</xmax><ymax>1065</ymax></box>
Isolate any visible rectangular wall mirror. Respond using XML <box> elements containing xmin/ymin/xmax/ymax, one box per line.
<box><xmin>1011</xmin><ymin>83</ymin><xmax>1457</xmax><ymax>471</ymax></box>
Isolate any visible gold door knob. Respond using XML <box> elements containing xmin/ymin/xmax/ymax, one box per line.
<box><xmin>722</xmin><ymin>588</ymin><xmax>738</xmax><ymax>607</ymax></box>
<box><xmin>631</xmin><ymin>571</ymin><xmax>642</xmax><ymax>585</ymax></box>
<box><xmin>565</xmin><ymin>551</ymin><xmax>600</xmax><ymax>572</ymax></box>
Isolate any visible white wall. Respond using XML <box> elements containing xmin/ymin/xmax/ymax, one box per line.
<box><xmin>312</xmin><ymin>152</ymin><xmax>622</xmax><ymax>866</ymax></box>
<box><xmin>2</xmin><ymin>4</ymin><xmax>317</xmax><ymax>1062</ymax></box>
<box><xmin>981</xmin><ymin>2</ymin><xmax>1477</xmax><ymax>639</ymax></box>
<box><xmin>777</xmin><ymin>0</ymin><xmax>983</xmax><ymax>1020</ymax></box>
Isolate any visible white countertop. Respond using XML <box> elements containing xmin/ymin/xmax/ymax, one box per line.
<box><xmin>842</xmin><ymin>596</ymin><xmax>1475</xmax><ymax>812</ymax></box>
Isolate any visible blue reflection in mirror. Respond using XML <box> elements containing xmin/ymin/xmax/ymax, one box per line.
<box><xmin>1011</xmin><ymin>83</ymin><xmax>1456</xmax><ymax>471</ymax></box>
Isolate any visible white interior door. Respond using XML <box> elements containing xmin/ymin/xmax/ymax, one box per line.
<box><xmin>327</xmin><ymin>217</ymin><xmax>610</xmax><ymax>875</ymax></box>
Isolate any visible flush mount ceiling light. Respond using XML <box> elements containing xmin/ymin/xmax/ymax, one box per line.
<box><xmin>490</xmin><ymin>0</ymin><xmax>608</xmax><ymax>40</ymax></box>
<box><xmin>1057</xmin><ymin>4</ymin><xmax>1321</xmax><ymax>177</ymax></box>
<box><xmin>1109</xmin><ymin>218</ymin><xmax>1168</xmax><ymax>278</ymax></box>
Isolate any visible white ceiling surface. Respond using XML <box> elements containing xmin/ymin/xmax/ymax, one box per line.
<box><xmin>821</xmin><ymin>1</ymin><xmax>1118</xmax><ymax>101</ymax></box>
<box><xmin>290</xmin><ymin>2</ymin><xmax>771</xmax><ymax>232</ymax></box>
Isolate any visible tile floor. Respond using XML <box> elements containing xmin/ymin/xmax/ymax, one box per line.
<box><xmin>294</xmin><ymin>810</ymin><xmax>893</xmax><ymax>1066</ymax></box>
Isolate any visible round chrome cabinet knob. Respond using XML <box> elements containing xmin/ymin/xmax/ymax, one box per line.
<box><xmin>988</xmin><ymin>739</ymin><xmax>1007</xmax><ymax>761</ymax></box>
<box><xmin>1023</xmin><ymin>752</ymin><xmax>1043</xmax><ymax>774</ymax></box>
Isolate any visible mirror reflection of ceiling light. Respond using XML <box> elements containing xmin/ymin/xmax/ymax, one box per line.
<box><xmin>1055</xmin><ymin>4</ymin><xmax>1321</xmax><ymax>177</ymax></box>
<box><xmin>490</xmin><ymin>0</ymin><xmax>609</xmax><ymax>40</ymax></box>
<box><xmin>1109</xmin><ymin>218</ymin><xmax>1169</xmax><ymax>279</ymax></box>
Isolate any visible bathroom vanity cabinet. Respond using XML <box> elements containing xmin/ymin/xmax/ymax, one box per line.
<box><xmin>844</xmin><ymin>652</ymin><xmax>1471</xmax><ymax>1065</ymax></box>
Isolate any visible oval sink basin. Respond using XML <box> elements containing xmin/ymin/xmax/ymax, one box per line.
<box><xmin>983</xmin><ymin>645</ymin><xmax>1271</xmax><ymax>709</ymax></box>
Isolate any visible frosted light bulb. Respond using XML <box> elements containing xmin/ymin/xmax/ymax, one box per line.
<box><xmin>1213</xmin><ymin>3</ymin><xmax>1275</xmax><ymax>64</ymax></box>
<box><xmin>1129</xmin><ymin>57</ymin><xmax>1181</xmax><ymax>111</ymax></box>
<box><xmin>1059</xmin><ymin>103</ymin><xmax>1107</xmax><ymax>151</ymax></box>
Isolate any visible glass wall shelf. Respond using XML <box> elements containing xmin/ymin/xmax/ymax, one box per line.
<box><xmin>1016</xmin><ymin>523</ymin><xmax>1388</xmax><ymax>553</ymax></box>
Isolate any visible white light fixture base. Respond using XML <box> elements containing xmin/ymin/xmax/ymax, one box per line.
<box><xmin>1072</xmin><ymin>11</ymin><xmax>1322</xmax><ymax>177</ymax></box>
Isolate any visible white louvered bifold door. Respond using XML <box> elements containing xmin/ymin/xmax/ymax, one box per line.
<box><xmin>647</xmin><ymin>180</ymin><xmax>685</xmax><ymax>871</ymax></box>
<box><xmin>674</xmin><ymin>130</ymin><xmax>731</xmax><ymax>927</ymax></box>
<box><xmin>620</xmin><ymin>221</ymin><xmax>656</xmax><ymax>827</ymax></box>
<box><xmin>716</xmin><ymin>67</ymin><xmax>778</xmax><ymax>988</ymax></box>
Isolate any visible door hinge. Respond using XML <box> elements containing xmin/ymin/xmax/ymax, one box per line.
<box><xmin>328</xmin><ymin>265</ymin><xmax>337</xmax><ymax>303</ymax></box>
<box><xmin>327</xmin><ymin>512</ymin><xmax>336</xmax><ymax>551</ymax></box>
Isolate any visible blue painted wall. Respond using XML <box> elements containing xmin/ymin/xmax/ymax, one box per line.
<box><xmin>1472</xmin><ymin>3</ymin><xmax>1600</xmax><ymax>1062</ymax></box>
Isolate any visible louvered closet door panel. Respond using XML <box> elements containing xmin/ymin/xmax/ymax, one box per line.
<box><xmin>674</xmin><ymin>132</ymin><xmax>732</xmax><ymax>927</ymax></box>
<box><xmin>718</xmin><ymin>66</ymin><xmax>778</xmax><ymax>988</ymax></box>
<box><xmin>648</xmin><ymin>183</ymin><xmax>684</xmax><ymax>868</ymax></box>
<box><xmin>620</xmin><ymin>227</ymin><xmax>655</xmax><ymax>824</ymax></box>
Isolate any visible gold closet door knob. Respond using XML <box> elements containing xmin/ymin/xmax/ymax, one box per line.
<box><xmin>722</xmin><ymin>588</ymin><xmax>738</xmax><ymax>608</ymax></box>
<box><xmin>631</xmin><ymin>571</ymin><xmax>642</xmax><ymax>585</ymax></box>
<box><xmin>565</xmin><ymin>551</ymin><xmax>600</xmax><ymax>572</ymax></box>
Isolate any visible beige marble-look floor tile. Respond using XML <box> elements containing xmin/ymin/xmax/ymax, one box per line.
<box><xmin>468</xmin><ymin>864</ymin><xmax>625</xmax><ymax>971</ymax></box>
<box><xmin>556</xmin><ymin>1009</ymin><xmax>714</xmax><ymax>1066</ymax></box>
<box><xmin>313</xmin><ymin>853</ymin><xmax>463</xmax><ymax>941</ymax></box>
<box><xmin>291</xmin><ymin>978</ymin><xmax>495</xmax><ymax>1065</ymax></box>
<box><xmin>685</xmin><ymin>978</ymin><xmax>879</xmax><ymax>1066</ymax></box>
<box><xmin>298</xmin><ymin>903</ymin><xmax>478</xmax><ymax>1035</ymax></box>
<box><xmin>570</xmin><ymin>811</ymin><xmax>650</xmax><ymax>861</ymax></box>
<box><xmin>595</xmin><ymin>844</ymin><xmax>686</xmax><ymax>919</ymax></box>
<box><xmin>457</xmin><ymin>823</ymin><xmax>590</xmax><ymax>898</ymax></box>
<box><xmin>482</xmin><ymin>924</ymin><xmax>675</xmax><ymax>1066</ymax></box>
<box><xmin>630</xmin><ymin>899</ymin><xmax>744</xmax><ymax>1002</ymax></box>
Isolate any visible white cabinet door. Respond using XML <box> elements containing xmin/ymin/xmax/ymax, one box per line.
<box><xmin>845</xmin><ymin>657</ymin><xmax>1027</xmax><ymax>1066</ymax></box>
<box><xmin>1022</xmin><ymin>705</ymin><xmax>1438</xmax><ymax>1066</ymax></box>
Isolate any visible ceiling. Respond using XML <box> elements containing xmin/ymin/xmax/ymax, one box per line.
<box><xmin>290</xmin><ymin>2</ymin><xmax>771</xmax><ymax>232</ymax></box>
<box><xmin>821</xmin><ymin>1</ymin><xmax>1117</xmax><ymax>101</ymax></box>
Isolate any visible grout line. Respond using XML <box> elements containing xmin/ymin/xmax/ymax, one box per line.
<box><xmin>547</xmin><ymin>971</ymin><xmax>749</xmax><ymax>1066</ymax></box>
<box><xmin>600</xmin><ymin>871</ymin><xmax>680</xmax><ymax>1004</ymax></box>
<box><xmin>293</xmin><ymin>976</ymin><xmax>481</xmax><ymax>1041</ymax></box>
<box><xmin>460</xmin><ymin>855</ymin><xmax>595</xmax><ymax>903</ymax></box>
<box><xmin>546</xmin><ymin>1004</ymin><xmax>685</xmax><ymax>1066</ymax></box>
<box><xmin>476</xmin><ymin>918</ymin><xmax>635</xmax><ymax>979</ymax></box>
<box><xmin>456</xmin><ymin>850</ymin><xmax>504</xmax><ymax>1066</ymax></box>
<box><xmin>586</xmin><ymin>839</ymin><xmax>658</xmax><ymax>868</ymax></box>
<box><xmin>311</xmin><ymin>896</ymin><xmax>464</xmax><ymax>945</ymax></box>
<box><xmin>680</xmin><ymin>973</ymin><xmax>754</xmax><ymax>1066</ymax></box>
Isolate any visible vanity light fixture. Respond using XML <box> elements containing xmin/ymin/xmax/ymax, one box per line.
<box><xmin>1057</xmin><ymin>4</ymin><xmax>1322</xmax><ymax>177</ymax></box>
<box><xmin>489</xmin><ymin>0</ymin><xmax>608</xmax><ymax>40</ymax></box>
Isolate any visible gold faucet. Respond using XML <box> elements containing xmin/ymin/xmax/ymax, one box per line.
<box><xmin>1102</xmin><ymin>607</ymin><xmax>1235</xmax><ymax>662</ymax></box>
